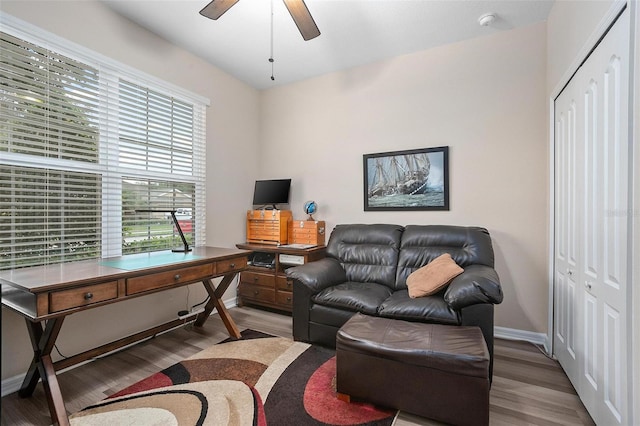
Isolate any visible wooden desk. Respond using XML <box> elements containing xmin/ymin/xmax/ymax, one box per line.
<box><xmin>0</xmin><ymin>246</ymin><xmax>249</xmax><ymax>426</ymax></box>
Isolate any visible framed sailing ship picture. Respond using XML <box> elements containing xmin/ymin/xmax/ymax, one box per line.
<box><xmin>363</xmin><ymin>146</ymin><xmax>449</xmax><ymax>211</ymax></box>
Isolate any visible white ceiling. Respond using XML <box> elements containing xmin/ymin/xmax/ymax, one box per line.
<box><xmin>101</xmin><ymin>0</ymin><xmax>554</xmax><ymax>90</ymax></box>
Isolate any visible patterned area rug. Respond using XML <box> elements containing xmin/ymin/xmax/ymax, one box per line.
<box><xmin>69</xmin><ymin>330</ymin><xmax>397</xmax><ymax>425</ymax></box>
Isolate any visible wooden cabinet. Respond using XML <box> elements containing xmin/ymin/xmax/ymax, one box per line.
<box><xmin>236</xmin><ymin>243</ymin><xmax>325</xmax><ymax>312</ymax></box>
<box><xmin>246</xmin><ymin>210</ymin><xmax>292</xmax><ymax>245</ymax></box>
<box><xmin>289</xmin><ymin>220</ymin><xmax>326</xmax><ymax>246</ymax></box>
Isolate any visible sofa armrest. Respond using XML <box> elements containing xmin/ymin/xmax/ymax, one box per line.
<box><xmin>444</xmin><ymin>264</ymin><xmax>503</xmax><ymax>309</ymax></box>
<box><xmin>286</xmin><ymin>258</ymin><xmax>347</xmax><ymax>294</ymax></box>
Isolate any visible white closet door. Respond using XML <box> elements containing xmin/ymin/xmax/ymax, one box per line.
<box><xmin>553</xmin><ymin>8</ymin><xmax>630</xmax><ymax>426</ymax></box>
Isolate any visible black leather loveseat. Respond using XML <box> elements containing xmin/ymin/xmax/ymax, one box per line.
<box><xmin>286</xmin><ymin>224</ymin><xmax>504</xmax><ymax>377</ymax></box>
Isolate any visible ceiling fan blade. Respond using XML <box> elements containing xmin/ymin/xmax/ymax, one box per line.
<box><xmin>282</xmin><ymin>0</ymin><xmax>320</xmax><ymax>41</ymax></box>
<box><xmin>199</xmin><ymin>0</ymin><xmax>239</xmax><ymax>20</ymax></box>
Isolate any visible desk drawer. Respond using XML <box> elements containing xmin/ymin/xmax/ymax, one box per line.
<box><xmin>217</xmin><ymin>256</ymin><xmax>247</xmax><ymax>274</ymax></box>
<box><xmin>49</xmin><ymin>281</ymin><xmax>118</xmax><ymax>313</ymax></box>
<box><xmin>126</xmin><ymin>264</ymin><xmax>213</xmax><ymax>295</ymax></box>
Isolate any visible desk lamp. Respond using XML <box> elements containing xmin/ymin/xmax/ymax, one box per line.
<box><xmin>135</xmin><ymin>209</ymin><xmax>192</xmax><ymax>252</ymax></box>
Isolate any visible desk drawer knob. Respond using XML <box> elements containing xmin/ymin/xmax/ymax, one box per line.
<box><xmin>230</xmin><ymin>263</ymin><xmax>236</xmax><ymax>269</ymax></box>
<box><xmin>84</xmin><ymin>293</ymin><xmax>93</xmax><ymax>300</ymax></box>
<box><xmin>174</xmin><ymin>274</ymin><xmax>181</xmax><ymax>281</ymax></box>
<box><xmin>254</xmin><ymin>290</ymin><xmax>259</xmax><ymax>296</ymax></box>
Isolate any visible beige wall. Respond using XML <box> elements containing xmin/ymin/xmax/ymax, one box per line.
<box><xmin>0</xmin><ymin>0</ymin><xmax>260</xmax><ymax>380</ymax></box>
<box><xmin>260</xmin><ymin>23</ymin><xmax>548</xmax><ymax>334</ymax></box>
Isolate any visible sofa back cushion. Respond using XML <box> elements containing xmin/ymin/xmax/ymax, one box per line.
<box><xmin>326</xmin><ymin>224</ymin><xmax>403</xmax><ymax>289</ymax></box>
<box><xmin>396</xmin><ymin>225</ymin><xmax>495</xmax><ymax>289</ymax></box>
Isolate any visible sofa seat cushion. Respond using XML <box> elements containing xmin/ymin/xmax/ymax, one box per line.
<box><xmin>312</xmin><ymin>282</ymin><xmax>393</xmax><ymax>315</ymax></box>
<box><xmin>310</xmin><ymin>304</ymin><xmax>358</xmax><ymax>328</ymax></box>
<box><xmin>378</xmin><ymin>290</ymin><xmax>460</xmax><ymax>325</ymax></box>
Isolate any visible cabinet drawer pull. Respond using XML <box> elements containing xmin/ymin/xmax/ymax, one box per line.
<box><xmin>286</xmin><ymin>296</ymin><xmax>291</xmax><ymax>301</ymax></box>
<box><xmin>84</xmin><ymin>292</ymin><xmax>93</xmax><ymax>300</ymax></box>
<box><xmin>254</xmin><ymin>277</ymin><xmax>259</xmax><ymax>282</ymax></box>
<box><xmin>229</xmin><ymin>263</ymin><xmax>235</xmax><ymax>269</ymax></box>
<box><xmin>254</xmin><ymin>290</ymin><xmax>259</xmax><ymax>296</ymax></box>
<box><xmin>286</xmin><ymin>280</ymin><xmax>292</xmax><ymax>287</ymax></box>
<box><xmin>174</xmin><ymin>274</ymin><xmax>181</xmax><ymax>281</ymax></box>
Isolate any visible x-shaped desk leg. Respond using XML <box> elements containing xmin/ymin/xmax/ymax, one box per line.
<box><xmin>20</xmin><ymin>318</ymin><xmax>70</xmax><ymax>426</ymax></box>
<box><xmin>195</xmin><ymin>273</ymin><xmax>241</xmax><ymax>338</ymax></box>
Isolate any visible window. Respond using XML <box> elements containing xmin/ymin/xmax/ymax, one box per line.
<box><xmin>122</xmin><ymin>179</ymin><xmax>195</xmax><ymax>254</ymax></box>
<box><xmin>0</xmin><ymin>16</ymin><xmax>208</xmax><ymax>270</ymax></box>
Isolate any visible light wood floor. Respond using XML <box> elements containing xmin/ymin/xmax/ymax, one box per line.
<box><xmin>1</xmin><ymin>307</ymin><xmax>594</xmax><ymax>426</ymax></box>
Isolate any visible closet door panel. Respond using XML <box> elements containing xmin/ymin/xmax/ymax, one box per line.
<box><xmin>554</xmin><ymin>8</ymin><xmax>630</xmax><ymax>425</ymax></box>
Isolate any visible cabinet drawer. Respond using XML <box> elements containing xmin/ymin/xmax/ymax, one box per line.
<box><xmin>248</xmin><ymin>220</ymin><xmax>279</xmax><ymax>228</ymax></box>
<box><xmin>49</xmin><ymin>281</ymin><xmax>118</xmax><ymax>313</ymax></box>
<box><xmin>241</xmin><ymin>271</ymin><xmax>275</xmax><ymax>288</ymax></box>
<box><xmin>248</xmin><ymin>230</ymin><xmax>279</xmax><ymax>239</ymax></box>
<box><xmin>276</xmin><ymin>291</ymin><xmax>293</xmax><ymax>308</ymax></box>
<box><xmin>127</xmin><ymin>264</ymin><xmax>213</xmax><ymax>295</ymax></box>
<box><xmin>276</xmin><ymin>275</ymin><xmax>293</xmax><ymax>291</ymax></box>
<box><xmin>239</xmin><ymin>283</ymin><xmax>276</xmax><ymax>303</ymax></box>
<box><xmin>290</xmin><ymin>236</ymin><xmax>318</xmax><ymax>244</ymax></box>
<box><xmin>217</xmin><ymin>256</ymin><xmax>247</xmax><ymax>274</ymax></box>
<box><xmin>292</xmin><ymin>227</ymin><xmax>316</xmax><ymax>236</ymax></box>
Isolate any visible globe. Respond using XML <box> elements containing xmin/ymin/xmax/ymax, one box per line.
<box><xmin>303</xmin><ymin>200</ymin><xmax>317</xmax><ymax>218</ymax></box>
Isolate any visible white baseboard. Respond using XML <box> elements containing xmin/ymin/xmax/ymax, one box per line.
<box><xmin>1</xmin><ymin>374</ymin><xmax>25</xmax><ymax>398</ymax></box>
<box><xmin>494</xmin><ymin>326</ymin><xmax>551</xmax><ymax>355</ymax></box>
<box><xmin>1</xmin><ymin>297</ymin><xmax>239</xmax><ymax>397</ymax></box>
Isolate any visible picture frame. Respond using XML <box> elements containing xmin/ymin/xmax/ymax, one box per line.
<box><xmin>363</xmin><ymin>146</ymin><xmax>449</xmax><ymax>211</ymax></box>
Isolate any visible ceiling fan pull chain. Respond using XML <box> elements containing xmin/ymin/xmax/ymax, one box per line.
<box><xmin>269</xmin><ymin>0</ymin><xmax>275</xmax><ymax>81</ymax></box>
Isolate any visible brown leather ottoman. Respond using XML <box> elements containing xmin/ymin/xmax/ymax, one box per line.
<box><xmin>336</xmin><ymin>313</ymin><xmax>490</xmax><ymax>426</ymax></box>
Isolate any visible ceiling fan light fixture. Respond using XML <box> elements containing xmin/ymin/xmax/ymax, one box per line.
<box><xmin>478</xmin><ymin>13</ymin><xmax>496</xmax><ymax>27</ymax></box>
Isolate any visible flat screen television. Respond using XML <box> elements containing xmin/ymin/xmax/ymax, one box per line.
<box><xmin>252</xmin><ymin>179</ymin><xmax>291</xmax><ymax>209</ymax></box>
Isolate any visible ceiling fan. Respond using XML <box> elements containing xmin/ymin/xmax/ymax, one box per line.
<box><xmin>199</xmin><ymin>0</ymin><xmax>321</xmax><ymax>41</ymax></box>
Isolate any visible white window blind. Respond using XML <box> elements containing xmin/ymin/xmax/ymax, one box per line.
<box><xmin>0</xmin><ymin>167</ymin><xmax>102</xmax><ymax>268</ymax></box>
<box><xmin>0</xmin><ymin>17</ymin><xmax>208</xmax><ymax>270</ymax></box>
<box><xmin>1</xmin><ymin>32</ymin><xmax>100</xmax><ymax>163</ymax></box>
<box><xmin>118</xmin><ymin>81</ymin><xmax>195</xmax><ymax>175</ymax></box>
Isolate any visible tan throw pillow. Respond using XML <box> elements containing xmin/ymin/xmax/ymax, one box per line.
<box><xmin>407</xmin><ymin>253</ymin><xmax>464</xmax><ymax>298</ymax></box>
